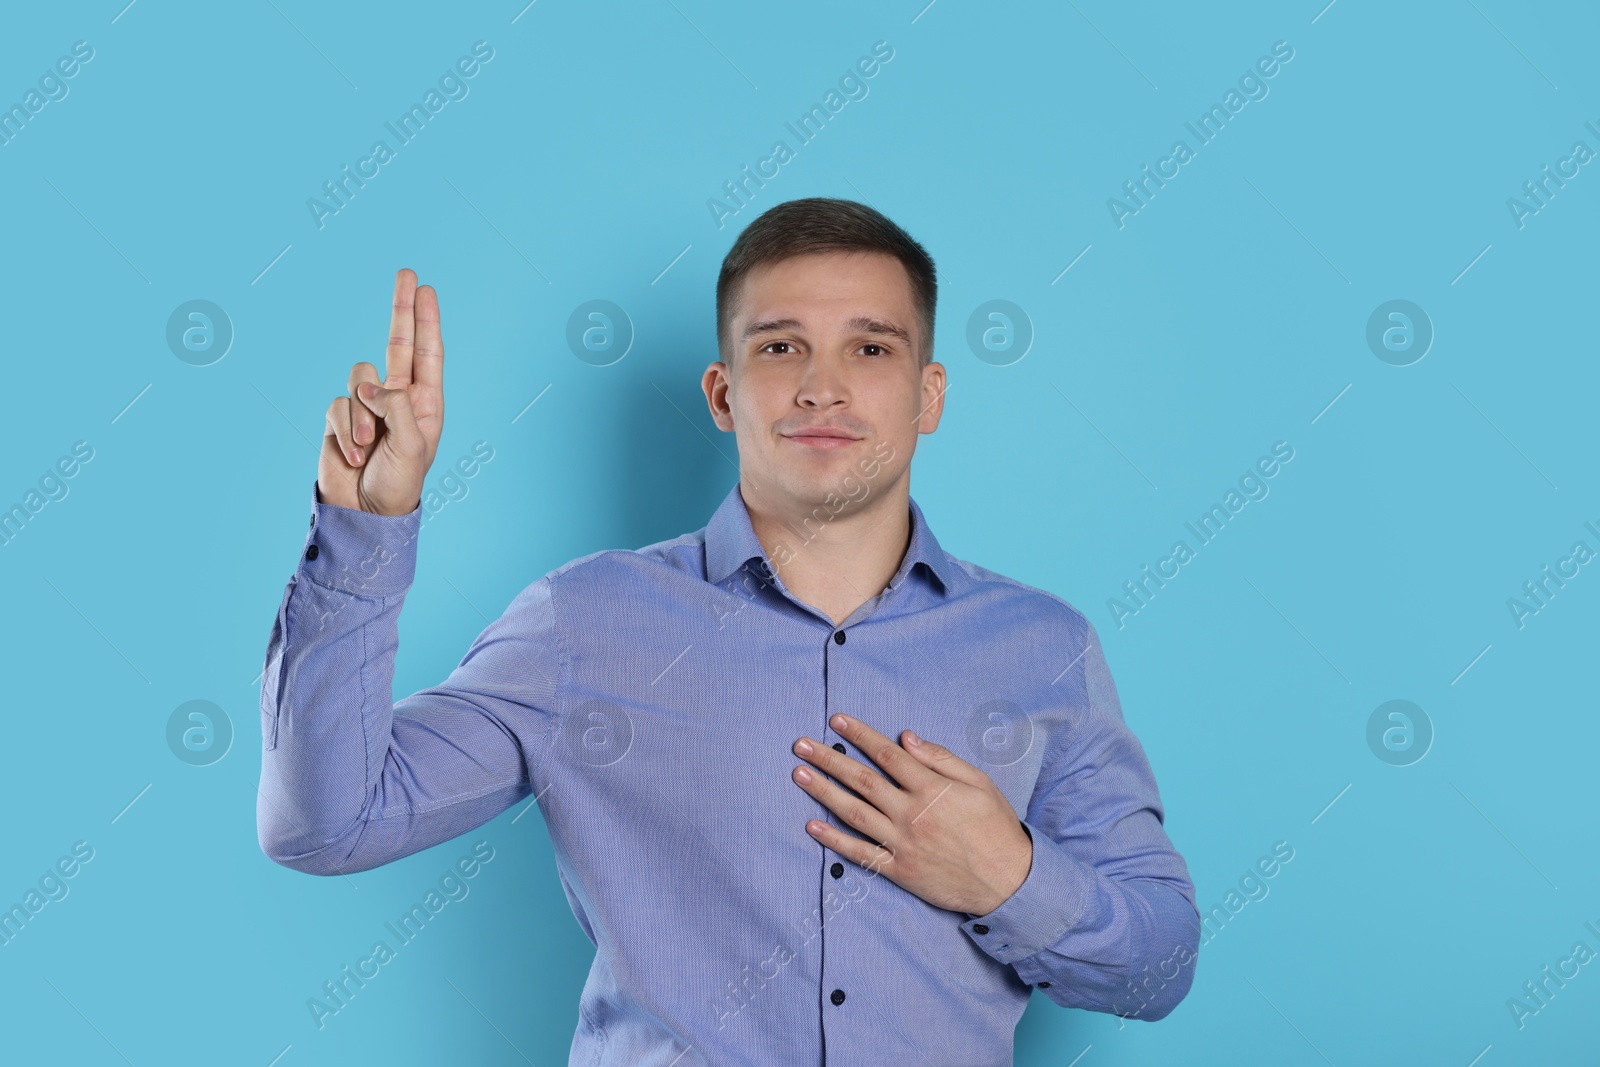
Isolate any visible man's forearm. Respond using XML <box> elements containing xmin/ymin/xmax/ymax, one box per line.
<box><xmin>257</xmin><ymin>484</ymin><xmax>426</xmax><ymax>875</ymax></box>
<box><xmin>962</xmin><ymin>825</ymin><xmax>1200</xmax><ymax>1020</ymax></box>
<box><xmin>258</xmin><ymin>481</ymin><xmax>549</xmax><ymax>878</ymax></box>
<box><xmin>257</xmin><ymin>569</ymin><xmax>409</xmax><ymax>874</ymax></box>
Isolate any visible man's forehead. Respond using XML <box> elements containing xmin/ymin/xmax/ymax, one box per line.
<box><xmin>737</xmin><ymin>253</ymin><xmax>913</xmax><ymax>324</ymax></box>
<box><xmin>741</xmin><ymin>249</ymin><xmax>905</xmax><ymax>290</ymax></box>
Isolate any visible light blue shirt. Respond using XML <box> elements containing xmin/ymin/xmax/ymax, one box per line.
<box><xmin>258</xmin><ymin>478</ymin><xmax>1200</xmax><ymax>1065</ymax></box>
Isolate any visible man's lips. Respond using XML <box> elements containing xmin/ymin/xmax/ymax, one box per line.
<box><xmin>783</xmin><ymin>429</ymin><xmax>861</xmax><ymax>449</ymax></box>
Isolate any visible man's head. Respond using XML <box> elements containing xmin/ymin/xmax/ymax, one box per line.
<box><xmin>702</xmin><ymin>198</ymin><xmax>946</xmax><ymax>518</ymax></box>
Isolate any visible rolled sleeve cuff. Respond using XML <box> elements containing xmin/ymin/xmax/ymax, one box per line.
<box><xmin>960</xmin><ymin>819</ymin><xmax>1098</xmax><ymax>965</ymax></box>
<box><xmin>301</xmin><ymin>479</ymin><xmax>422</xmax><ymax>598</ymax></box>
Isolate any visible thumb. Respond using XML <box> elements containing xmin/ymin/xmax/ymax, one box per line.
<box><xmin>358</xmin><ymin>382</ymin><xmax>424</xmax><ymax>456</ymax></box>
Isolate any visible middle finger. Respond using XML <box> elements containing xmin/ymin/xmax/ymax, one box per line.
<box><xmin>793</xmin><ymin>737</ymin><xmax>905</xmax><ymax>816</ymax></box>
<box><xmin>792</xmin><ymin>755</ymin><xmax>897</xmax><ymax>846</ymax></box>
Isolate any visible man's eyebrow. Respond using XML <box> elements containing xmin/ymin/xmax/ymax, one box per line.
<box><xmin>742</xmin><ymin>317</ymin><xmax>803</xmax><ymax>341</ymax></box>
<box><xmin>847</xmin><ymin>316</ymin><xmax>913</xmax><ymax>348</ymax></box>
<box><xmin>741</xmin><ymin>315</ymin><xmax>913</xmax><ymax>348</ymax></box>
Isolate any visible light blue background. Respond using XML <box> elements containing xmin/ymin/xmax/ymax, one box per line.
<box><xmin>1</xmin><ymin>1</ymin><xmax>1595</xmax><ymax>1064</ymax></box>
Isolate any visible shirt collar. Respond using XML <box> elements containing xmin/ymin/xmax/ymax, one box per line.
<box><xmin>704</xmin><ymin>481</ymin><xmax>954</xmax><ymax>596</ymax></box>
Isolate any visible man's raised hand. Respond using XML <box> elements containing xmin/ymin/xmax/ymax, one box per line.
<box><xmin>318</xmin><ymin>268</ymin><xmax>446</xmax><ymax>515</ymax></box>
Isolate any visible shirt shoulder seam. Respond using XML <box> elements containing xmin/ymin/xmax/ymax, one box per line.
<box><xmin>946</xmin><ymin>557</ymin><xmax>1093</xmax><ymax>632</ymax></box>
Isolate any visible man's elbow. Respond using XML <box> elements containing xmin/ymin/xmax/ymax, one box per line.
<box><xmin>1133</xmin><ymin>902</ymin><xmax>1202</xmax><ymax>1021</ymax></box>
<box><xmin>257</xmin><ymin>820</ymin><xmax>362</xmax><ymax>877</ymax></box>
<box><xmin>1112</xmin><ymin>957</ymin><xmax>1196</xmax><ymax>1022</ymax></box>
<box><xmin>1132</xmin><ymin>968</ymin><xmax>1195</xmax><ymax>1021</ymax></box>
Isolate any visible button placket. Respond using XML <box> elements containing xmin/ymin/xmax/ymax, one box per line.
<box><xmin>821</xmin><ymin>623</ymin><xmax>850</xmax><ymax>1032</ymax></box>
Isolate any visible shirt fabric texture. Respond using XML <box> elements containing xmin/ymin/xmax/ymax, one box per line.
<box><xmin>257</xmin><ymin>478</ymin><xmax>1200</xmax><ymax>1066</ymax></box>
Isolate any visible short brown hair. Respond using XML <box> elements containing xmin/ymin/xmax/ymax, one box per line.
<box><xmin>716</xmin><ymin>197</ymin><xmax>937</xmax><ymax>367</ymax></box>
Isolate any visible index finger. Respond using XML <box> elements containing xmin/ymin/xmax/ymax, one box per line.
<box><xmin>828</xmin><ymin>713</ymin><xmax>934</xmax><ymax>791</ymax></box>
<box><xmin>386</xmin><ymin>268</ymin><xmax>417</xmax><ymax>386</ymax></box>
<box><xmin>413</xmin><ymin>282</ymin><xmax>443</xmax><ymax>391</ymax></box>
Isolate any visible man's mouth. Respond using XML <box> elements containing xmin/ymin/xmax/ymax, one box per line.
<box><xmin>783</xmin><ymin>428</ymin><xmax>861</xmax><ymax>449</ymax></box>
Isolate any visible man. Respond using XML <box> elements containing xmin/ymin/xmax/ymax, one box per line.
<box><xmin>258</xmin><ymin>197</ymin><xmax>1200</xmax><ymax>1065</ymax></box>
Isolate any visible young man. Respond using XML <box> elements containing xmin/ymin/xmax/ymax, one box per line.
<box><xmin>258</xmin><ymin>198</ymin><xmax>1199</xmax><ymax>1065</ymax></box>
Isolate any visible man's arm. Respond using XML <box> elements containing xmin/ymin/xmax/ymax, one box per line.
<box><xmin>256</xmin><ymin>479</ymin><xmax>560</xmax><ymax>876</ymax></box>
<box><xmin>957</xmin><ymin>617</ymin><xmax>1200</xmax><ymax>1021</ymax></box>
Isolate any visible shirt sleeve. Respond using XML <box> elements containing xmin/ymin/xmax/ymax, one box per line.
<box><xmin>256</xmin><ymin>479</ymin><xmax>560</xmax><ymax>876</ymax></box>
<box><xmin>957</xmin><ymin>615</ymin><xmax>1200</xmax><ymax>1021</ymax></box>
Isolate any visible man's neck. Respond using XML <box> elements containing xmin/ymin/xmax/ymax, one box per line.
<box><xmin>742</xmin><ymin>478</ymin><xmax>913</xmax><ymax>627</ymax></box>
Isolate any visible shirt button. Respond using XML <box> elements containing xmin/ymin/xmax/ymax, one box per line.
<box><xmin>972</xmin><ymin>924</ymin><xmax>989</xmax><ymax>935</ymax></box>
<box><xmin>306</xmin><ymin>544</ymin><xmax>319</xmax><ymax>560</ymax></box>
<box><xmin>1038</xmin><ymin>981</ymin><xmax>1051</xmax><ymax>988</ymax></box>
<box><xmin>832</xmin><ymin>742</ymin><xmax>846</xmax><ymax>754</ymax></box>
<box><xmin>309</xmin><ymin>513</ymin><xmax>315</xmax><ymax>527</ymax></box>
<box><xmin>833</xmin><ymin>630</ymin><xmax>846</xmax><ymax>644</ymax></box>
<box><xmin>830</xmin><ymin>862</ymin><xmax>844</xmax><ymax>879</ymax></box>
<box><xmin>830</xmin><ymin>988</ymin><xmax>846</xmax><ymax>1006</ymax></box>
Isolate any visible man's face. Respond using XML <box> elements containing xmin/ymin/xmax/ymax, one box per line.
<box><xmin>702</xmin><ymin>250</ymin><xmax>945</xmax><ymax>514</ymax></box>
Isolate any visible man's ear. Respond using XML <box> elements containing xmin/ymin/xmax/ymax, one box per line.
<box><xmin>702</xmin><ymin>360</ymin><xmax>735</xmax><ymax>432</ymax></box>
<box><xmin>917</xmin><ymin>360</ymin><xmax>946</xmax><ymax>433</ymax></box>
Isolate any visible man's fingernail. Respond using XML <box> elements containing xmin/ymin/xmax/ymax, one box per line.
<box><xmin>905</xmin><ymin>731</ymin><xmax>920</xmax><ymax>747</ymax></box>
<box><xmin>360</xmin><ymin>382</ymin><xmax>375</xmax><ymax>398</ymax></box>
<box><xmin>794</xmin><ymin>738</ymin><xmax>812</xmax><ymax>756</ymax></box>
<box><xmin>832</xmin><ymin>714</ymin><xmax>850</xmax><ymax>729</ymax></box>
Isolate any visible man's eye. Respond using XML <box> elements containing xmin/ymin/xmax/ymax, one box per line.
<box><xmin>861</xmin><ymin>344</ymin><xmax>886</xmax><ymax>357</ymax></box>
<box><xmin>761</xmin><ymin>342</ymin><xmax>794</xmax><ymax>354</ymax></box>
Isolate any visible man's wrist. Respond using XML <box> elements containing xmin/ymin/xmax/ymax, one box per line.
<box><xmin>968</xmin><ymin>819</ymin><xmax>1035</xmax><ymax>916</ymax></box>
<box><xmin>303</xmin><ymin>478</ymin><xmax>423</xmax><ymax>597</ymax></box>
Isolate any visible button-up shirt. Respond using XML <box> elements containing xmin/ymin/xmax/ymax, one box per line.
<box><xmin>258</xmin><ymin>479</ymin><xmax>1200</xmax><ymax>1066</ymax></box>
